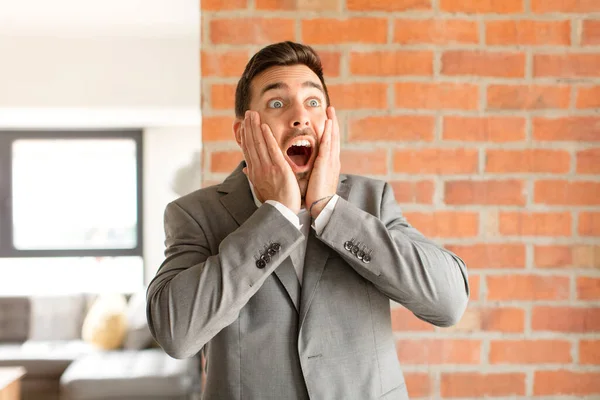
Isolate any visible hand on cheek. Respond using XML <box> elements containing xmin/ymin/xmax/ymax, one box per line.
<box><xmin>240</xmin><ymin>111</ymin><xmax>301</xmax><ymax>214</ymax></box>
<box><xmin>305</xmin><ymin>106</ymin><xmax>341</xmax><ymax>219</ymax></box>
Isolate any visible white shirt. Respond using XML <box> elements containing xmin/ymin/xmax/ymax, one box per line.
<box><xmin>248</xmin><ymin>180</ymin><xmax>339</xmax><ymax>285</ymax></box>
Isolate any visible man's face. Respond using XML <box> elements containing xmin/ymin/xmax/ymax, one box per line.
<box><xmin>237</xmin><ymin>64</ymin><xmax>328</xmax><ymax>197</ymax></box>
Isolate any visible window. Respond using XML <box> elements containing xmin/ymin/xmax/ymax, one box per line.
<box><xmin>0</xmin><ymin>130</ymin><xmax>144</xmax><ymax>295</ymax></box>
<box><xmin>0</xmin><ymin>130</ymin><xmax>143</xmax><ymax>257</ymax></box>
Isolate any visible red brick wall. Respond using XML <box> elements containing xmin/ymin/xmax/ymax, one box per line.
<box><xmin>200</xmin><ymin>0</ymin><xmax>600</xmax><ymax>397</ymax></box>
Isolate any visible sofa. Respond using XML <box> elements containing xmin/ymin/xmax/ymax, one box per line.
<box><xmin>0</xmin><ymin>293</ymin><xmax>201</xmax><ymax>400</ymax></box>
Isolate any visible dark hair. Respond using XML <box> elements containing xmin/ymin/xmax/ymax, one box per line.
<box><xmin>234</xmin><ymin>41</ymin><xmax>330</xmax><ymax>118</ymax></box>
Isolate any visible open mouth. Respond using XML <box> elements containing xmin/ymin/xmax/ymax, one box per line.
<box><xmin>286</xmin><ymin>139</ymin><xmax>313</xmax><ymax>168</ymax></box>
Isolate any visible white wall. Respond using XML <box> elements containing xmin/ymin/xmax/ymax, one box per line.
<box><xmin>0</xmin><ymin>5</ymin><xmax>201</xmax><ymax>292</ymax></box>
<box><xmin>0</xmin><ymin>35</ymin><xmax>198</xmax><ymax>109</ymax></box>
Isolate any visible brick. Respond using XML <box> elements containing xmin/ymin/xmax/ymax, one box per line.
<box><xmin>536</xmin><ymin>245</ymin><xmax>600</xmax><ymax>269</ymax></box>
<box><xmin>577</xmin><ymin>277</ymin><xmax>600</xmax><ymax>300</ymax></box>
<box><xmin>576</xmin><ymin>86</ymin><xmax>600</xmax><ymax>108</ymax></box>
<box><xmin>576</xmin><ymin>148</ymin><xmax>600</xmax><ymax>174</ymax></box>
<box><xmin>210</xmin><ymin>150</ymin><xmax>243</xmax><ymax>173</ymax></box>
<box><xmin>350</xmin><ymin>116</ymin><xmax>435</xmax><ymax>142</ymax></box>
<box><xmin>532</xmin><ymin>307</ymin><xmax>600</xmax><ymax>332</ymax></box>
<box><xmin>499</xmin><ymin>212</ymin><xmax>572</xmax><ymax>237</ymax></box>
<box><xmin>443</xmin><ymin>116</ymin><xmax>526</xmax><ymax>142</ymax></box>
<box><xmin>534</xmin><ymin>54</ymin><xmax>600</xmax><ymax>78</ymax></box>
<box><xmin>445</xmin><ymin>180</ymin><xmax>525</xmax><ymax>206</ymax></box>
<box><xmin>487</xmin><ymin>85</ymin><xmax>570</xmax><ymax>110</ymax></box>
<box><xmin>405</xmin><ymin>373</ymin><xmax>432</xmax><ymax>398</ymax></box>
<box><xmin>441</xmin><ymin>373</ymin><xmax>526</xmax><ymax>398</ymax></box>
<box><xmin>532</xmin><ymin>0</ymin><xmax>600</xmax><ymax>13</ymax></box>
<box><xmin>574</xmin><ymin>246</ymin><xmax>600</xmax><ymax>268</ymax></box>
<box><xmin>211</xmin><ymin>84</ymin><xmax>237</xmax><ymax>110</ymax></box>
<box><xmin>340</xmin><ymin>149</ymin><xmax>387</xmax><ymax>175</ymax></box>
<box><xmin>580</xmin><ymin>340</ymin><xmax>600</xmax><ymax>364</ymax></box>
<box><xmin>257</xmin><ymin>0</ymin><xmax>340</xmax><ymax>11</ymax></box>
<box><xmin>486</xmin><ymin>149</ymin><xmax>570</xmax><ymax>173</ymax></box>
<box><xmin>580</xmin><ymin>212</ymin><xmax>600</xmax><ymax>236</ymax></box>
<box><xmin>348</xmin><ymin>0</ymin><xmax>431</xmax><ymax>11</ymax></box>
<box><xmin>201</xmin><ymin>50</ymin><xmax>248</xmax><ymax>77</ymax></box>
<box><xmin>486</xmin><ymin>20</ymin><xmax>571</xmax><ymax>45</ymax></box>
<box><xmin>582</xmin><ymin>20</ymin><xmax>600</xmax><ymax>45</ymax></box>
<box><xmin>395</xmin><ymin>83</ymin><xmax>479</xmax><ymax>110</ymax></box>
<box><xmin>535</xmin><ymin>181</ymin><xmax>600</xmax><ymax>205</ymax></box>
<box><xmin>391</xmin><ymin>307</ymin><xmax>435</xmax><ymax>332</ymax></box>
<box><xmin>350</xmin><ymin>51</ymin><xmax>433</xmax><ymax>76</ymax></box>
<box><xmin>390</xmin><ymin>180</ymin><xmax>434</xmax><ymax>204</ymax></box>
<box><xmin>318</xmin><ymin>51</ymin><xmax>342</xmax><ymax>77</ymax></box>
<box><xmin>393</xmin><ymin>149</ymin><xmax>478</xmax><ymax>174</ymax></box>
<box><xmin>440</xmin><ymin>0</ymin><xmax>523</xmax><ymax>13</ymax></box>
<box><xmin>396</xmin><ymin>339</ymin><xmax>481</xmax><ymax>365</ymax></box>
<box><xmin>302</xmin><ymin>18</ymin><xmax>387</xmax><ymax>44</ymax></box>
<box><xmin>468</xmin><ymin>275</ymin><xmax>480</xmax><ymax>301</ymax></box>
<box><xmin>446</xmin><ymin>244</ymin><xmax>526</xmax><ymax>269</ymax></box>
<box><xmin>447</xmin><ymin>307</ymin><xmax>525</xmax><ymax>333</ymax></box>
<box><xmin>329</xmin><ymin>83</ymin><xmax>387</xmax><ymax>109</ymax></box>
<box><xmin>487</xmin><ymin>275</ymin><xmax>570</xmax><ymax>301</ymax></box>
<box><xmin>404</xmin><ymin>212</ymin><xmax>479</xmax><ymax>238</ymax></box>
<box><xmin>534</xmin><ymin>117</ymin><xmax>600</xmax><ymax>142</ymax></box>
<box><xmin>534</xmin><ymin>371</ymin><xmax>600</xmax><ymax>396</ymax></box>
<box><xmin>394</xmin><ymin>19</ymin><xmax>479</xmax><ymax>45</ymax></box>
<box><xmin>202</xmin><ymin>116</ymin><xmax>235</xmax><ymax>141</ymax></box>
<box><xmin>491</xmin><ymin>340</ymin><xmax>571</xmax><ymax>364</ymax></box>
<box><xmin>202</xmin><ymin>0</ymin><xmax>246</xmax><ymax>10</ymax></box>
<box><xmin>535</xmin><ymin>245</ymin><xmax>573</xmax><ymax>268</ymax></box>
<box><xmin>442</xmin><ymin>51</ymin><xmax>525</xmax><ymax>78</ymax></box>
<box><xmin>210</xmin><ymin>18</ymin><xmax>295</xmax><ymax>45</ymax></box>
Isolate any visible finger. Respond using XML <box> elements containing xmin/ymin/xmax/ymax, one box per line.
<box><xmin>261</xmin><ymin>123</ymin><xmax>287</xmax><ymax>167</ymax></box>
<box><xmin>319</xmin><ymin>119</ymin><xmax>332</xmax><ymax>158</ymax></box>
<box><xmin>244</xmin><ymin>112</ymin><xmax>262</xmax><ymax>169</ymax></box>
<box><xmin>249</xmin><ymin>111</ymin><xmax>272</xmax><ymax>165</ymax></box>
<box><xmin>241</xmin><ymin>115</ymin><xmax>255</xmax><ymax>173</ymax></box>
<box><xmin>329</xmin><ymin>106</ymin><xmax>341</xmax><ymax>158</ymax></box>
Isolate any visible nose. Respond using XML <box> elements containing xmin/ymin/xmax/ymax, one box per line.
<box><xmin>289</xmin><ymin>102</ymin><xmax>310</xmax><ymax>129</ymax></box>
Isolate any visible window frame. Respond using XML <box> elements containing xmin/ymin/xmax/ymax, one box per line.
<box><xmin>0</xmin><ymin>130</ymin><xmax>144</xmax><ymax>258</ymax></box>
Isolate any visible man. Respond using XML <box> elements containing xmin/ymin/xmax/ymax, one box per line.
<box><xmin>147</xmin><ymin>41</ymin><xmax>469</xmax><ymax>400</ymax></box>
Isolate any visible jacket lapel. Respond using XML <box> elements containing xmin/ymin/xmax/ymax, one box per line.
<box><xmin>218</xmin><ymin>161</ymin><xmax>301</xmax><ymax>312</ymax></box>
<box><xmin>299</xmin><ymin>178</ymin><xmax>351</xmax><ymax>329</ymax></box>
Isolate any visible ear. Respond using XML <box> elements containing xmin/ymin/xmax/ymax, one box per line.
<box><xmin>233</xmin><ymin>118</ymin><xmax>243</xmax><ymax>146</ymax></box>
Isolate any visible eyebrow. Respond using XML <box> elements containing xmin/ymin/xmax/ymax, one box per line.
<box><xmin>260</xmin><ymin>81</ymin><xmax>325</xmax><ymax>97</ymax></box>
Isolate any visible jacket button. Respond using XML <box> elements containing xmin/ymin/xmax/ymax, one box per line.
<box><xmin>344</xmin><ymin>241</ymin><xmax>353</xmax><ymax>251</ymax></box>
<box><xmin>270</xmin><ymin>243</ymin><xmax>281</xmax><ymax>252</ymax></box>
<box><xmin>260</xmin><ymin>254</ymin><xmax>271</xmax><ymax>263</ymax></box>
<box><xmin>352</xmin><ymin>245</ymin><xmax>360</xmax><ymax>255</ymax></box>
<box><xmin>256</xmin><ymin>259</ymin><xmax>267</xmax><ymax>269</ymax></box>
<box><xmin>357</xmin><ymin>250</ymin><xmax>365</xmax><ymax>260</ymax></box>
<box><xmin>268</xmin><ymin>248</ymin><xmax>277</xmax><ymax>257</ymax></box>
<box><xmin>362</xmin><ymin>254</ymin><xmax>371</xmax><ymax>264</ymax></box>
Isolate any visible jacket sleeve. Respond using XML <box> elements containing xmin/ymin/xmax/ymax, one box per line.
<box><xmin>316</xmin><ymin>182</ymin><xmax>469</xmax><ymax>327</ymax></box>
<box><xmin>146</xmin><ymin>201</ymin><xmax>304</xmax><ymax>359</ymax></box>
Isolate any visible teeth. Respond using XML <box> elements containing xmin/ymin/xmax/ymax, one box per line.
<box><xmin>291</xmin><ymin>139</ymin><xmax>311</xmax><ymax>147</ymax></box>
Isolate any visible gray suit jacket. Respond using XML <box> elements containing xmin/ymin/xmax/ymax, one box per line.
<box><xmin>147</xmin><ymin>162</ymin><xmax>469</xmax><ymax>400</ymax></box>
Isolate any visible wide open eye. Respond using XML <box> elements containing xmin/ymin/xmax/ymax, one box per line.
<box><xmin>267</xmin><ymin>99</ymin><xmax>284</xmax><ymax>109</ymax></box>
<box><xmin>307</xmin><ymin>98</ymin><xmax>321</xmax><ymax>107</ymax></box>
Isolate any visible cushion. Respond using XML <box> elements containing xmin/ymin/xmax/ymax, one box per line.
<box><xmin>59</xmin><ymin>349</ymin><xmax>199</xmax><ymax>399</ymax></box>
<box><xmin>0</xmin><ymin>296</ymin><xmax>30</xmax><ymax>342</ymax></box>
<box><xmin>81</xmin><ymin>294</ymin><xmax>128</xmax><ymax>350</ymax></box>
<box><xmin>0</xmin><ymin>341</ymin><xmax>95</xmax><ymax>378</ymax></box>
<box><xmin>123</xmin><ymin>291</ymin><xmax>153</xmax><ymax>350</ymax></box>
<box><xmin>29</xmin><ymin>294</ymin><xmax>88</xmax><ymax>341</ymax></box>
